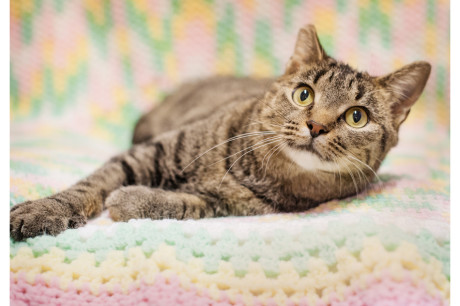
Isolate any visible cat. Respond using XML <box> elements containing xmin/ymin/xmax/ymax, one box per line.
<box><xmin>10</xmin><ymin>24</ymin><xmax>430</xmax><ymax>241</ymax></box>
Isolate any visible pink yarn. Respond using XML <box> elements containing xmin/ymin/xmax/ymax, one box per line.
<box><xmin>330</xmin><ymin>275</ymin><xmax>446</xmax><ymax>306</ymax></box>
<box><xmin>11</xmin><ymin>272</ymin><xmax>446</xmax><ymax>306</ymax></box>
<box><xmin>11</xmin><ymin>273</ymin><xmax>225</xmax><ymax>305</ymax></box>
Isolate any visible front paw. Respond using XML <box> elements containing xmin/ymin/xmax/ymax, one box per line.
<box><xmin>10</xmin><ymin>198</ymin><xmax>87</xmax><ymax>241</ymax></box>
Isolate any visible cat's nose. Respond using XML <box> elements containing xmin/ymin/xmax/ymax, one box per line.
<box><xmin>306</xmin><ymin>120</ymin><xmax>328</xmax><ymax>138</ymax></box>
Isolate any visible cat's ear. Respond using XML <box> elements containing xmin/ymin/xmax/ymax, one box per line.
<box><xmin>377</xmin><ymin>61</ymin><xmax>431</xmax><ymax>127</ymax></box>
<box><xmin>285</xmin><ymin>24</ymin><xmax>328</xmax><ymax>75</ymax></box>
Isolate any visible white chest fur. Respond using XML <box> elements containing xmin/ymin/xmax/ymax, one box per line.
<box><xmin>283</xmin><ymin>147</ymin><xmax>339</xmax><ymax>172</ymax></box>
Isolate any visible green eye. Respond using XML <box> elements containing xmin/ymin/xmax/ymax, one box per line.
<box><xmin>292</xmin><ymin>86</ymin><xmax>314</xmax><ymax>106</ymax></box>
<box><xmin>345</xmin><ymin>107</ymin><xmax>368</xmax><ymax>128</ymax></box>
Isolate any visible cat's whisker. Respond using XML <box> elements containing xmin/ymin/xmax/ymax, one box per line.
<box><xmin>343</xmin><ymin>150</ymin><xmax>383</xmax><ymax>186</ymax></box>
<box><xmin>260</xmin><ymin>144</ymin><xmax>281</xmax><ymax>179</ymax></box>
<box><xmin>260</xmin><ymin>139</ymin><xmax>285</xmax><ymax>172</ymax></box>
<box><xmin>331</xmin><ymin>156</ymin><xmax>342</xmax><ymax>196</ymax></box>
<box><xmin>207</xmin><ymin>135</ymin><xmax>284</xmax><ymax>168</ymax></box>
<box><xmin>181</xmin><ymin>131</ymin><xmax>277</xmax><ymax>172</ymax></box>
<box><xmin>218</xmin><ymin>138</ymin><xmax>284</xmax><ymax>189</ymax></box>
<box><xmin>347</xmin><ymin>158</ymin><xmax>370</xmax><ymax>195</ymax></box>
<box><xmin>259</xmin><ymin>143</ymin><xmax>280</xmax><ymax>173</ymax></box>
<box><xmin>274</xmin><ymin>142</ymin><xmax>289</xmax><ymax>160</ymax></box>
<box><xmin>347</xmin><ymin>157</ymin><xmax>367</xmax><ymax>184</ymax></box>
<box><xmin>263</xmin><ymin>141</ymin><xmax>287</xmax><ymax>178</ymax></box>
<box><xmin>343</xmin><ymin>155</ymin><xmax>370</xmax><ymax>192</ymax></box>
<box><xmin>348</xmin><ymin>154</ymin><xmax>382</xmax><ymax>186</ymax></box>
<box><xmin>328</xmin><ymin>145</ymin><xmax>359</xmax><ymax>195</ymax></box>
<box><xmin>338</xmin><ymin>157</ymin><xmax>359</xmax><ymax>196</ymax></box>
<box><xmin>331</xmin><ymin>140</ymin><xmax>381</xmax><ymax>191</ymax></box>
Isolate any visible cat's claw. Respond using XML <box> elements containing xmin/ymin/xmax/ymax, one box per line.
<box><xmin>10</xmin><ymin>199</ymin><xmax>87</xmax><ymax>241</ymax></box>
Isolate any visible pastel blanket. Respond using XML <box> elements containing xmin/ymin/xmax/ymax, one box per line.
<box><xmin>10</xmin><ymin>0</ymin><xmax>450</xmax><ymax>305</ymax></box>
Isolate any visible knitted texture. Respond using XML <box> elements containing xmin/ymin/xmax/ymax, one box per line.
<box><xmin>10</xmin><ymin>0</ymin><xmax>450</xmax><ymax>305</ymax></box>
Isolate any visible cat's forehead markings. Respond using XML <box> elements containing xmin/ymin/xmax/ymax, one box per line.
<box><xmin>299</xmin><ymin>64</ymin><xmax>357</xmax><ymax>85</ymax></box>
<box><xmin>298</xmin><ymin>69</ymin><xmax>316</xmax><ymax>82</ymax></box>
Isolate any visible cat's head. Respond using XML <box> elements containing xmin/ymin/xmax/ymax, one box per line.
<box><xmin>260</xmin><ymin>24</ymin><xmax>430</xmax><ymax>176</ymax></box>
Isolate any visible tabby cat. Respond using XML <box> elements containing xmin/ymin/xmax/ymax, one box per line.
<box><xmin>10</xmin><ymin>25</ymin><xmax>430</xmax><ymax>241</ymax></box>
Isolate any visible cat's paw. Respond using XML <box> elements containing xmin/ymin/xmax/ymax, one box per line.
<box><xmin>105</xmin><ymin>187</ymin><xmax>142</xmax><ymax>222</ymax></box>
<box><xmin>10</xmin><ymin>199</ymin><xmax>87</xmax><ymax>241</ymax></box>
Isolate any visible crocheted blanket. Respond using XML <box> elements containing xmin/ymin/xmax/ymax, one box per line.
<box><xmin>10</xmin><ymin>0</ymin><xmax>450</xmax><ymax>305</ymax></box>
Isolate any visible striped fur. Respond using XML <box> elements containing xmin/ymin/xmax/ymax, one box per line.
<box><xmin>10</xmin><ymin>25</ymin><xmax>431</xmax><ymax>241</ymax></box>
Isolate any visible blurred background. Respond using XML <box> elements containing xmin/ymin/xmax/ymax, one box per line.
<box><xmin>10</xmin><ymin>0</ymin><xmax>450</xmax><ymax>203</ymax></box>
<box><xmin>10</xmin><ymin>0</ymin><xmax>449</xmax><ymax>147</ymax></box>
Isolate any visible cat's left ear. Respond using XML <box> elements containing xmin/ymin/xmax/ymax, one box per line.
<box><xmin>285</xmin><ymin>24</ymin><xmax>328</xmax><ymax>75</ymax></box>
<box><xmin>377</xmin><ymin>61</ymin><xmax>431</xmax><ymax>127</ymax></box>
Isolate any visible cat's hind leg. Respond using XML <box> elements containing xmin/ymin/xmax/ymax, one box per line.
<box><xmin>105</xmin><ymin>186</ymin><xmax>213</xmax><ymax>222</ymax></box>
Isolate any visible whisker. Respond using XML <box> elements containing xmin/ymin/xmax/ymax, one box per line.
<box><xmin>218</xmin><ymin>138</ymin><xmax>283</xmax><ymax>189</ymax></box>
<box><xmin>339</xmin><ymin>157</ymin><xmax>359</xmax><ymax>195</ymax></box>
<box><xmin>343</xmin><ymin>156</ymin><xmax>370</xmax><ymax>195</ymax></box>
<box><xmin>331</xmin><ymin>156</ymin><xmax>342</xmax><ymax>196</ymax></box>
<box><xmin>263</xmin><ymin>141</ymin><xmax>287</xmax><ymax>178</ymax></box>
<box><xmin>260</xmin><ymin>139</ymin><xmax>284</xmax><ymax>171</ymax></box>
<box><xmin>330</xmin><ymin>141</ymin><xmax>382</xmax><ymax>191</ymax></box>
<box><xmin>346</xmin><ymin>152</ymin><xmax>382</xmax><ymax>186</ymax></box>
<box><xmin>181</xmin><ymin>131</ymin><xmax>277</xmax><ymax>172</ymax></box>
<box><xmin>207</xmin><ymin>136</ymin><xmax>284</xmax><ymax>168</ymax></box>
<box><xmin>346</xmin><ymin>156</ymin><xmax>369</xmax><ymax>185</ymax></box>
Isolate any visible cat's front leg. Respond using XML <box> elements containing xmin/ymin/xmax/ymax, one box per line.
<box><xmin>105</xmin><ymin>186</ymin><xmax>214</xmax><ymax>221</ymax></box>
<box><xmin>104</xmin><ymin>183</ymin><xmax>275</xmax><ymax>222</ymax></box>
<box><xmin>10</xmin><ymin>140</ymin><xmax>168</xmax><ymax>241</ymax></box>
<box><xmin>10</xmin><ymin>198</ymin><xmax>88</xmax><ymax>240</ymax></box>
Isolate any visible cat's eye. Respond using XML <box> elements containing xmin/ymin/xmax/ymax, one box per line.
<box><xmin>345</xmin><ymin>107</ymin><xmax>368</xmax><ymax>128</ymax></box>
<box><xmin>292</xmin><ymin>86</ymin><xmax>314</xmax><ymax>106</ymax></box>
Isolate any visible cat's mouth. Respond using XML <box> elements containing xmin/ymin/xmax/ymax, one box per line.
<box><xmin>281</xmin><ymin>125</ymin><xmax>328</xmax><ymax>160</ymax></box>
<box><xmin>286</xmin><ymin>138</ymin><xmax>324</xmax><ymax>160</ymax></box>
<box><xmin>283</xmin><ymin>142</ymin><xmax>338</xmax><ymax>172</ymax></box>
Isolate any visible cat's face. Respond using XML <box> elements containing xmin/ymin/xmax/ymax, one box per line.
<box><xmin>259</xmin><ymin>25</ymin><xmax>430</xmax><ymax>176</ymax></box>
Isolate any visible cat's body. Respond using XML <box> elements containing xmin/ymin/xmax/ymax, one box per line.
<box><xmin>10</xmin><ymin>25</ymin><xmax>431</xmax><ymax>241</ymax></box>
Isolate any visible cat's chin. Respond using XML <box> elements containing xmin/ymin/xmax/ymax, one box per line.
<box><xmin>283</xmin><ymin>146</ymin><xmax>339</xmax><ymax>173</ymax></box>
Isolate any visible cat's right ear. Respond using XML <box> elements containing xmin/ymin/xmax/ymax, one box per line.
<box><xmin>285</xmin><ymin>24</ymin><xmax>327</xmax><ymax>75</ymax></box>
<box><xmin>377</xmin><ymin>61</ymin><xmax>431</xmax><ymax>128</ymax></box>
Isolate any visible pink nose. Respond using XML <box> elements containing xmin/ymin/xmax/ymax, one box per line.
<box><xmin>306</xmin><ymin>120</ymin><xmax>328</xmax><ymax>138</ymax></box>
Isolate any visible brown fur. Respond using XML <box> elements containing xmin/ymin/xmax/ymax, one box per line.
<box><xmin>10</xmin><ymin>25</ymin><xmax>431</xmax><ymax>241</ymax></box>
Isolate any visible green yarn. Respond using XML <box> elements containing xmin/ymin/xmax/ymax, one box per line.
<box><xmin>163</xmin><ymin>223</ymin><xmax>184</xmax><ymax>246</ymax></box>
<box><xmin>345</xmin><ymin>232</ymin><xmax>365</xmax><ymax>255</ymax></box>
<box><xmin>215</xmin><ymin>230</ymin><xmax>238</xmax><ymax>261</ymax></box>
<box><xmin>30</xmin><ymin>235</ymin><xmax>56</xmax><ymax>257</ymax></box>
<box><xmin>259</xmin><ymin>256</ymin><xmax>280</xmax><ymax>278</ymax></box>
<box><xmin>291</xmin><ymin>255</ymin><xmax>309</xmax><ymax>276</ymax></box>
<box><xmin>141</xmin><ymin>236</ymin><xmax>164</xmax><ymax>256</ymax></box>
<box><xmin>86</xmin><ymin>231</ymin><xmax>114</xmax><ymax>252</ymax></box>
<box><xmin>203</xmin><ymin>248</ymin><xmax>221</xmax><ymax>274</ymax></box>
<box><xmin>230</xmin><ymin>253</ymin><xmax>250</xmax><ymax>277</ymax></box>
<box><xmin>10</xmin><ymin>219</ymin><xmax>449</xmax><ymax>278</ymax></box>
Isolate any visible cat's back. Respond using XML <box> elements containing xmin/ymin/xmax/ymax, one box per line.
<box><xmin>133</xmin><ymin>76</ymin><xmax>274</xmax><ymax>144</ymax></box>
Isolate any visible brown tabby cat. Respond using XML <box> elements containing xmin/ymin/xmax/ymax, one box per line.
<box><xmin>10</xmin><ymin>25</ymin><xmax>430</xmax><ymax>241</ymax></box>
